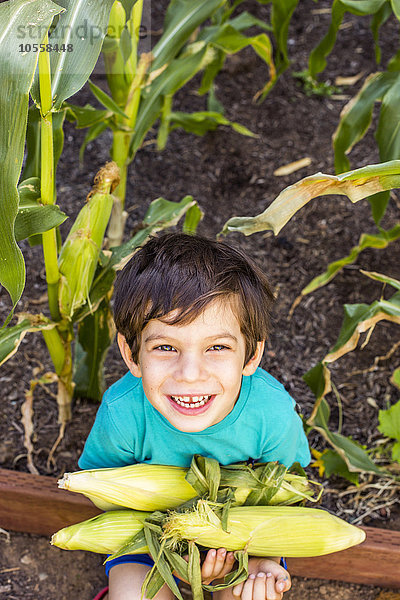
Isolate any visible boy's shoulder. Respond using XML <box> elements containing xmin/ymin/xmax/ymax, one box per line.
<box><xmin>248</xmin><ymin>367</ymin><xmax>296</xmax><ymax>409</ymax></box>
<box><xmin>103</xmin><ymin>371</ymin><xmax>142</xmax><ymax>406</ymax></box>
<box><xmin>250</xmin><ymin>366</ymin><xmax>291</xmax><ymax>395</ymax></box>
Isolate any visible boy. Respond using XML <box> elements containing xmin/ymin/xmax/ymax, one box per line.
<box><xmin>79</xmin><ymin>232</ymin><xmax>311</xmax><ymax>600</ymax></box>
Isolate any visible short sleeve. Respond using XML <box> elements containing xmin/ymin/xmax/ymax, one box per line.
<box><xmin>260</xmin><ymin>406</ymin><xmax>311</xmax><ymax>468</ymax></box>
<box><xmin>78</xmin><ymin>399</ymin><xmax>136</xmax><ymax>470</ymax></box>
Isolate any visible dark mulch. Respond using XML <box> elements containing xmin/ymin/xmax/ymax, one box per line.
<box><xmin>1</xmin><ymin>1</ymin><xmax>399</xmax><ymax>598</ymax></box>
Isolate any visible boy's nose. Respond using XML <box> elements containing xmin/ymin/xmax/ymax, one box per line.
<box><xmin>174</xmin><ymin>353</ymin><xmax>208</xmax><ymax>383</ymax></box>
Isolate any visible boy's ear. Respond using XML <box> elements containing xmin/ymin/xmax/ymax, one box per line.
<box><xmin>242</xmin><ymin>341</ymin><xmax>265</xmax><ymax>376</ymax></box>
<box><xmin>117</xmin><ymin>333</ymin><xmax>142</xmax><ymax>377</ymax></box>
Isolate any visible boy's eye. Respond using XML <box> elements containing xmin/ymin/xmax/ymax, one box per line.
<box><xmin>209</xmin><ymin>344</ymin><xmax>228</xmax><ymax>351</ymax></box>
<box><xmin>156</xmin><ymin>344</ymin><xmax>176</xmax><ymax>352</ymax></box>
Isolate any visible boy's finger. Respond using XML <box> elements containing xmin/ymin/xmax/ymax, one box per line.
<box><xmin>253</xmin><ymin>572</ymin><xmax>267</xmax><ymax>600</ymax></box>
<box><xmin>212</xmin><ymin>548</ymin><xmax>228</xmax><ymax>575</ymax></box>
<box><xmin>201</xmin><ymin>549</ymin><xmax>217</xmax><ymax>580</ymax></box>
<box><xmin>215</xmin><ymin>551</ymin><xmax>235</xmax><ymax>578</ymax></box>
<box><xmin>232</xmin><ymin>582</ymin><xmax>244</xmax><ymax>598</ymax></box>
<box><xmin>241</xmin><ymin>574</ymin><xmax>256</xmax><ymax>600</ymax></box>
<box><xmin>265</xmin><ymin>573</ymin><xmax>282</xmax><ymax>600</ymax></box>
<box><xmin>276</xmin><ymin>573</ymin><xmax>291</xmax><ymax>593</ymax></box>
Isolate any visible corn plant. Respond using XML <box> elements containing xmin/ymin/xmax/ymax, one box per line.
<box><xmin>303</xmin><ymin>269</ymin><xmax>400</xmax><ymax>476</ymax></box>
<box><xmin>0</xmin><ymin>0</ymin><xmax>202</xmax><ymax>471</ymax></box>
<box><xmin>305</xmin><ymin>1</ymin><xmax>400</xmax><ymax>220</ymax></box>
<box><xmin>64</xmin><ymin>0</ymin><xmax>300</xmax><ymax>247</ymax></box>
<box><xmin>220</xmin><ymin>160</ymin><xmax>400</xmax><ymax>477</ymax></box>
<box><xmin>269</xmin><ymin>1</ymin><xmax>400</xmax><ymax>308</ymax></box>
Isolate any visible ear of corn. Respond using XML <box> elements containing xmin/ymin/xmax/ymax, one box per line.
<box><xmin>58</xmin><ymin>463</ymin><xmax>197</xmax><ymax>511</ymax></box>
<box><xmin>59</xmin><ymin>457</ymin><xmax>321</xmax><ymax>512</ymax></box>
<box><xmin>162</xmin><ymin>500</ymin><xmax>366</xmax><ymax>558</ymax></box>
<box><xmin>58</xmin><ymin>162</ymin><xmax>119</xmax><ymax>318</ymax></box>
<box><xmin>51</xmin><ymin>509</ymin><xmax>149</xmax><ymax>554</ymax></box>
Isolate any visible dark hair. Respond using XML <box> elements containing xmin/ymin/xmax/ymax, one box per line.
<box><xmin>113</xmin><ymin>232</ymin><xmax>275</xmax><ymax>364</ymax></box>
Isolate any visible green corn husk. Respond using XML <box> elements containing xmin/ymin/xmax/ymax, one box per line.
<box><xmin>162</xmin><ymin>500</ymin><xmax>366</xmax><ymax>558</ymax></box>
<box><xmin>58</xmin><ymin>463</ymin><xmax>197</xmax><ymax>511</ymax></box>
<box><xmin>58</xmin><ymin>162</ymin><xmax>119</xmax><ymax>318</ymax></box>
<box><xmin>51</xmin><ymin>509</ymin><xmax>150</xmax><ymax>554</ymax></box>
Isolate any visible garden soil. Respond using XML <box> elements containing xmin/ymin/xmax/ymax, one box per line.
<box><xmin>1</xmin><ymin>1</ymin><xmax>400</xmax><ymax>598</ymax></box>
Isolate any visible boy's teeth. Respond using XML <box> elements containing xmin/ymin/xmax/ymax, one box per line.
<box><xmin>171</xmin><ymin>395</ymin><xmax>211</xmax><ymax>408</ymax></box>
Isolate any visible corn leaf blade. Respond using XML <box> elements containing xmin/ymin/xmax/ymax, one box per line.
<box><xmin>29</xmin><ymin>0</ymin><xmax>114</xmax><ymax>110</ymax></box>
<box><xmin>73</xmin><ymin>296</ymin><xmax>115</xmax><ymax>400</ymax></box>
<box><xmin>310</xmin><ymin>398</ymin><xmax>382</xmax><ymax>474</ymax></box>
<box><xmin>298</xmin><ymin>225</ymin><xmax>400</xmax><ymax>297</ymax></box>
<box><xmin>151</xmin><ymin>0</ymin><xmax>224</xmax><ymax>72</ymax></box>
<box><xmin>0</xmin><ymin>314</ymin><xmax>56</xmax><ymax>367</ymax></box>
<box><xmin>220</xmin><ymin>161</ymin><xmax>400</xmax><ymax>237</ymax></box>
<box><xmin>0</xmin><ymin>0</ymin><xmax>63</xmax><ymax>318</ymax></box>
<box><xmin>333</xmin><ymin>72</ymin><xmax>398</xmax><ymax>174</ymax></box>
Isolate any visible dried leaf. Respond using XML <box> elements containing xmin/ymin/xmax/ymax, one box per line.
<box><xmin>335</xmin><ymin>72</ymin><xmax>365</xmax><ymax>86</ymax></box>
<box><xmin>273</xmin><ymin>157</ymin><xmax>312</xmax><ymax>176</ymax></box>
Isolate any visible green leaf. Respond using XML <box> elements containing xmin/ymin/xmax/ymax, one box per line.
<box><xmin>121</xmin><ymin>0</ymin><xmax>140</xmax><ymax>19</ymax></box>
<box><xmin>15</xmin><ymin>198</ymin><xmax>67</xmax><ymax>243</ymax></box>
<box><xmin>22</xmin><ymin>106</ymin><xmax>66</xmax><ymax>186</ymax></box>
<box><xmin>221</xmin><ymin>160</ymin><xmax>400</xmax><ymax>237</ymax></box>
<box><xmin>308</xmin><ymin>0</ymin><xmax>387</xmax><ymax>78</ymax></box>
<box><xmin>0</xmin><ymin>314</ymin><xmax>56</xmax><ymax>367</ymax></box>
<box><xmin>373</xmin><ymin>74</ymin><xmax>400</xmax><ymax>221</ymax></box>
<box><xmin>0</xmin><ymin>0</ymin><xmax>63</xmax><ymax>319</ymax></box>
<box><xmin>183</xmin><ymin>204</ymin><xmax>204</xmax><ymax>235</ymax></box>
<box><xmin>371</xmin><ymin>3</ymin><xmax>393</xmax><ymax>64</ymax></box>
<box><xmin>318</xmin><ymin>449</ymin><xmax>360</xmax><ymax>484</ymax></box>
<box><xmin>270</xmin><ymin>0</ymin><xmax>299</xmax><ymax>74</ymax></box>
<box><xmin>188</xmin><ymin>542</ymin><xmax>204</xmax><ymax>600</ymax></box>
<box><xmin>65</xmin><ymin>102</ymin><xmax>111</xmax><ymax>128</ymax></box>
<box><xmin>378</xmin><ymin>399</ymin><xmax>400</xmax><ymax>443</ymax></box>
<box><xmin>207</xmin><ymin>84</ymin><xmax>224</xmax><ymax>113</ymax></box>
<box><xmin>390</xmin><ymin>0</ymin><xmax>400</xmax><ymax>20</ymax></box>
<box><xmin>360</xmin><ymin>268</ymin><xmax>400</xmax><ymax>291</ymax></box>
<box><xmin>310</xmin><ymin>398</ymin><xmax>382</xmax><ymax>474</ymax></box>
<box><xmin>299</xmin><ymin>225</ymin><xmax>400</xmax><ymax>298</ymax></box>
<box><xmin>169</xmin><ymin>110</ymin><xmax>255</xmax><ymax>137</ymax></box>
<box><xmin>131</xmin><ymin>46</ymin><xmax>209</xmax><ymax>155</ymax></box>
<box><xmin>392</xmin><ymin>442</ymin><xmax>400</xmax><ymax>462</ymax></box>
<box><xmin>201</xmin><ymin>24</ymin><xmax>276</xmax><ymax>101</ymax></box>
<box><xmin>391</xmin><ymin>367</ymin><xmax>400</xmax><ymax>388</ymax></box>
<box><xmin>151</xmin><ymin>0</ymin><xmax>224</xmax><ymax>72</ymax></box>
<box><xmin>88</xmin><ymin>80</ymin><xmax>129</xmax><ymax>119</ymax></box>
<box><xmin>73</xmin><ymin>296</ymin><xmax>115</xmax><ymax>400</ymax></box>
<box><xmin>30</xmin><ymin>0</ymin><xmax>115</xmax><ymax>110</ymax></box>
<box><xmin>333</xmin><ymin>72</ymin><xmax>398</xmax><ymax>174</ymax></box>
<box><xmin>327</xmin><ymin>292</ymin><xmax>400</xmax><ymax>360</ymax></box>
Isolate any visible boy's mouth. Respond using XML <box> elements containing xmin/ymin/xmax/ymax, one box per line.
<box><xmin>168</xmin><ymin>394</ymin><xmax>214</xmax><ymax>412</ymax></box>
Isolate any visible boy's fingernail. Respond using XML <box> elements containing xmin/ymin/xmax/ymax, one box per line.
<box><xmin>210</xmin><ymin>550</ymin><xmax>216</xmax><ymax>557</ymax></box>
<box><xmin>249</xmin><ymin>574</ymin><xmax>256</xmax><ymax>580</ymax></box>
<box><xmin>257</xmin><ymin>572</ymin><xmax>266</xmax><ymax>578</ymax></box>
<box><xmin>266</xmin><ymin>572</ymin><xmax>272</xmax><ymax>578</ymax></box>
<box><xmin>277</xmin><ymin>581</ymin><xmax>285</xmax><ymax>591</ymax></box>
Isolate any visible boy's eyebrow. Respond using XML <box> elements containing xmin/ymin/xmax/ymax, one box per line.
<box><xmin>143</xmin><ymin>332</ymin><xmax>238</xmax><ymax>343</ymax></box>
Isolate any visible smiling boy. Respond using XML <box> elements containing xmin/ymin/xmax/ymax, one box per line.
<box><xmin>79</xmin><ymin>233</ymin><xmax>311</xmax><ymax>600</ymax></box>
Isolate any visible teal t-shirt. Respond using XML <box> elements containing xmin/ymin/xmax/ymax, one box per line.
<box><xmin>78</xmin><ymin>367</ymin><xmax>310</xmax><ymax>470</ymax></box>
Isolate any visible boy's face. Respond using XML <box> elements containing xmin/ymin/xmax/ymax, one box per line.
<box><xmin>118</xmin><ymin>300</ymin><xmax>264</xmax><ymax>433</ymax></box>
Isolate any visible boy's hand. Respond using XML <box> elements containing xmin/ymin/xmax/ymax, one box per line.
<box><xmin>201</xmin><ymin>548</ymin><xmax>236</xmax><ymax>584</ymax></box>
<box><xmin>232</xmin><ymin>558</ymin><xmax>291</xmax><ymax>600</ymax></box>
